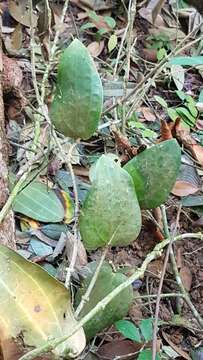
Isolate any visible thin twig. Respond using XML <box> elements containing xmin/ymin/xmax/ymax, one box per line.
<box><xmin>75</xmin><ymin>226</ymin><xmax>120</xmax><ymax>318</ymax></box>
<box><xmin>19</xmin><ymin>232</ymin><xmax>203</xmax><ymax>360</ymax></box>
<box><xmin>122</xmin><ymin>0</ymin><xmax>137</xmax><ymax>133</ymax></box>
<box><xmin>40</xmin><ymin>0</ymin><xmax>70</xmax><ymax>104</ymax></box>
<box><xmin>103</xmin><ymin>24</ymin><xmax>203</xmax><ymax>116</ymax></box>
<box><xmin>152</xmin><ymin>204</ymin><xmax>181</xmax><ymax>360</ymax></box>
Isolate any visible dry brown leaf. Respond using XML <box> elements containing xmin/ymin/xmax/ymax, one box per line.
<box><xmin>140</xmin><ymin>107</ymin><xmax>156</xmax><ymax>122</ymax></box>
<box><xmin>190</xmin><ymin>144</ymin><xmax>203</xmax><ymax>166</ymax></box>
<box><xmin>196</xmin><ymin>119</ymin><xmax>203</xmax><ymax>130</ymax></box>
<box><xmin>146</xmin><ymin>0</ymin><xmax>166</xmax><ymax>23</ymax></box>
<box><xmin>146</xmin><ymin>259</ymin><xmax>164</xmax><ymax>278</ymax></box>
<box><xmin>66</xmin><ymin>231</ymin><xmax>88</xmax><ymax>270</ymax></box>
<box><xmin>87</xmin><ymin>41</ymin><xmax>104</xmax><ymax>57</ymax></box>
<box><xmin>172</xmin><ymin>180</ymin><xmax>199</xmax><ymax>197</ymax></box>
<box><xmin>97</xmin><ymin>340</ymin><xmax>142</xmax><ymax>359</ymax></box>
<box><xmin>159</xmin><ymin>120</ymin><xmax>173</xmax><ymax>141</ymax></box>
<box><xmin>180</xmin><ymin>266</ymin><xmax>192</xmax><ymax>291</ymax></box>
<box><xmin>8</xmin><ymin>0</ymin><xmax>38</xmax><ymax>27</ymax></box>
<box><xmin>142</xmin><ymin>48</ymin><xmax>157</xmax><ymax>62</ymax></box>
<box><xmin>162</xmin><ymin>331</ymin><xmax>192</xmax><ymax>360</ymax></box>
<box><xmin>193</xmin><ymin>216</ymin><xmax>203</xmax><ymax>227</ymax></box>
<box><xmin>2</xmin><ymin>54</ymin><xmax>23</xmax><ymax>91</ymax></box>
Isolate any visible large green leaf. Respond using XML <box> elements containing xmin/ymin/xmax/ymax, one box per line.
<box><xmin>13</xmin><ymin>181</ymin><xmax>66</xmax><ymax>223</ymax></box>
<box><xmin>75</xmin><ymin>261</ymin><xmax>133</xmax><ymax>340</ymax></box>
<box><xmin>79</xmin><ymin>155</ymin><xmax>141</xmax><ymax>250</ymax></box>
<box><xmin>0</xmin><ymin>245</ymin><xmax>86</xmax><ymax>358</ymax></box>
<box><xmin>50</xmin><ymin>39</ymin><xmax>103</xmax><ymax>140</ymax></box>
<box><xmin>124</xmin><ymin>139</ymin><xmax>181</xmax><ymax>209</ymax></box>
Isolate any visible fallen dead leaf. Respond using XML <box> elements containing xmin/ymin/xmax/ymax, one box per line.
<box><xmin>87</xmin><ymin>41</ymin><xmax>105</xmax><ymax>57</ymax></box>
<box><xmin>2</xmin><ymin>54</ymin><xmax>23</xmax><ymax>91</ymax></box>
<box><xmin>146</xmin><ymin>259</ymin><xmax>164</xmax><ymax>278</ymax></box>
<box><xmin>180</xmin><ymin>266</ymin><xmax>192</xmax><ymax>291</ymax></box>
<box><xmin>172</xmin><ymin>180</ymin><xmax>199</xmax><ymax>197</ymax></box>
<box><xmin>97</xmin><ymin>340</ymin><xmax>142</xmax><ymax>359</ymax></box>
<box><xmin>190</xmin><ymin>144</ymin><xmax>203</xmax><ymax>166</ymax></box>
<box><xmin>162</xmin><ymin>331</ymin><xmax>192</xmax><ymax>360</ymax></box>
<box><xmin>142</xmin><ymin>48</ymin><xmax>157</xmax><ymax>62</ymax></box>
<box><xmin>140</xmin><ymin>107</ymin><xmax>156</xmax><ymax>122</ymax></box>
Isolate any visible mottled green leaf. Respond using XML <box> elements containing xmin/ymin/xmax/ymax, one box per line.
<box><xmin>124</xmin><ymin>139</ymin><xmax>181</xmax><ymax>209</ymax></box>
<box><xmin>79</xmin><ymin>155</ymin><xmax>141</xmax><ymax>250</ymax></box>
<box><xmin>50</xmin><ymin>39</ymin><xmax>103</xmax><ymax>140</ymax></box>
<box><xmin>13</xmin><ymin>182</ymin><xmax>65</xmax><ymax>223</ymax></box>
<box><xmin>75</xmin><ymin>261</ymin><xmax>133</xmax><ymax>340</ymax></box>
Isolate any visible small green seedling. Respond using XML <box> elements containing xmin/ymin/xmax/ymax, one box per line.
<box><xmin>155</xmin><ymin>90</ymin><xmax>198</xmax><ymax>128</ymax></box>
<box><xmin>115</xmin><ymin>318</ymin><xmax>160</xmax><ymax>359</ymax></box>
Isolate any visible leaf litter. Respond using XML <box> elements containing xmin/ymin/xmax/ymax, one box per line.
<box><xmin>0</xmin><ymin>0</ymin><xmax>203</xmax><ymax>359</ymax></box>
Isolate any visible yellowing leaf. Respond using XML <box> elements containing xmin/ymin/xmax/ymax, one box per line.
<box><xmin>108</xmin><ymin>34</ymin><xmax>117</xmax><ymax>52</ymax></box>
<box><xmin>59</xmin><ymin>190</ymin><xmax>74</xmax><ymax>224</ymax></box>
<box><xmin>0</xmin><ymin>245</ymin><xmax>86</xmax><ymax>357</ymax></box>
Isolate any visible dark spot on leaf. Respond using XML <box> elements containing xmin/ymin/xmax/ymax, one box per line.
<box><xmin>34</xmin><ymin>305</ymin><xmax>41</xmax><ymax>313</ymax></box>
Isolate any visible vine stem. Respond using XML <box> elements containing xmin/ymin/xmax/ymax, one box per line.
<box><xmin>75</xmin><ymin>226</ymin><xmax>120</xmax><ymax>318</ymax></box>
<box><xmin>19</xmin><ymin>232</ymin><xmax>203</xmax><ymax>360</ymax></box>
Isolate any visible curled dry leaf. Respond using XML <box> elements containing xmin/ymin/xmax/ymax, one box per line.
<box><xmin>87</xmin><ymin>41</ymin><xmax>105</xmax><ymax>57</ymax></box>
<box><xmin>172</xmin><ymin>155</ymin><xmax>200</xmax><ymax>197</ymax></box>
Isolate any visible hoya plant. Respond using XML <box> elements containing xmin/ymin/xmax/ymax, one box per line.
<box><xmin>1</xmin><ymin>39</ymin><xmax>182</xmax><ymax>359</ymax></box>
<box><xmin>49</xmin><ymin>38</ymin><xmax>181</xmax><ymax>340</ymax></box>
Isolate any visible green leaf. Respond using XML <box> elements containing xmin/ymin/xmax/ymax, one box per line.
<box><xmin>124</xmin><ymin>139</ymin><xmax>181</xmax><ymax>209</ymax></box>
<box><xmin>75</xmin><ymin>261</ymin><xmax>133</xmax><ymax>340</ymax></box>
<box><xmin>199</xmin><ymin>89</ymin><xmax>203</xmax><ymax>103</ymax></box>
<box><xmin>170</xmin><ymin>56</ymin><xmax>203</xmax><ymax>66</ymax></box>
<box><xmin>0</xmin><ymin>245</ymin><xmax>85</xmax><ymax>357</ymax></box>
<box><xmin>115</xmin><ymin>320</ymin><xmax>141</xmax><ymax>342</ymax></box>
<box><xmin>79</xmin><ymin>155</ymin><xmax>141</xmax><ymax>250</ymax></box>
<box><xmin>108</xmin><ymin>34</ymin><xmax>117</xmax><ymax>52</ymax></box>
<box><xmin>154</xmin><ymin>95</ymin><xmax>168</xmax><ymax>108</ymax></box>
<box><xmin>157</xmin><ymin>47</ymin><xmax>167</xmax><ymax>61</ymax></box>
<box><xmin>97</xmin><ymin>28</ymin><xmax>107</xmax><ymax>35</ymax></box>
<box><xmin>50</xmin><ymin>39</ymin><xmax>103</xmax><ymax>140</ymax></box>
<box><xmin>187</xmin><ymin>101</ymin><xmax>198</xmax><ymax>117</ymax></box>
<box><xmin>40</xmin><ymin>224</ymin><xmax>68</xmax><ymax>239</ymax></box>
<box><xmin>171</xmin><ymin>64</ymin><xmax>185</xmax><ymax>91</ymax></box>
<box><xmin>138</xmin><ymin>349</ymin><xmax>160</xmax><ymax>360</ymax></box>
<box><xmin>88</xmin><ymin>10</ymin><xmax>99</xmax><ymax>22</ymax></box>
<box><xmin>167</xmin><ymin>107</ymin><xmax>179</xmax><ymax>121</ymax></box>
<box><xmin>176</xmin><ymin>90</ymin><xmax>186</xmax><ymax>101</ymax></box>
<box><xmin>182</xmin><ymin>195</ymin><xmax>203</xmax><ymax>207</ymax></box>
<box><xmin>139</xmin><ymin>318</ymin><xmax>153</xmax><ymax>341</ymax></box>
<box><xmin>13</xmin><ymin>182</ymin><xmax>65</xmax><ymax>223</ymax></box>
<box><xmin>80</xmin><ymin>22</ymin><xmax>95</xmax><ymax>31</ymax></box>
<box><xmin>30</xmin><ymin>239</ymin><xmax>53</xmax><ymax>257</ymax></box>
<box><xmin>191</xmin><ymin>347</ymin><xmax>203</xmax><ymax>360</ymax></box>
<box><xmin>176</xmin><ymin>107</ymin><xmax>196</xmax><ymax>126</ymax></box>
<box><xmin>104</xmin><ymin>16</ymin><xmax>116</xmax><ymax>28</ymax></box>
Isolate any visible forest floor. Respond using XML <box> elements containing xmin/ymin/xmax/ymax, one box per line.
<box><xmin>0</xmin><ymin>0</ymin><xmax>203</xmax><ymax>359</ymax></box>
